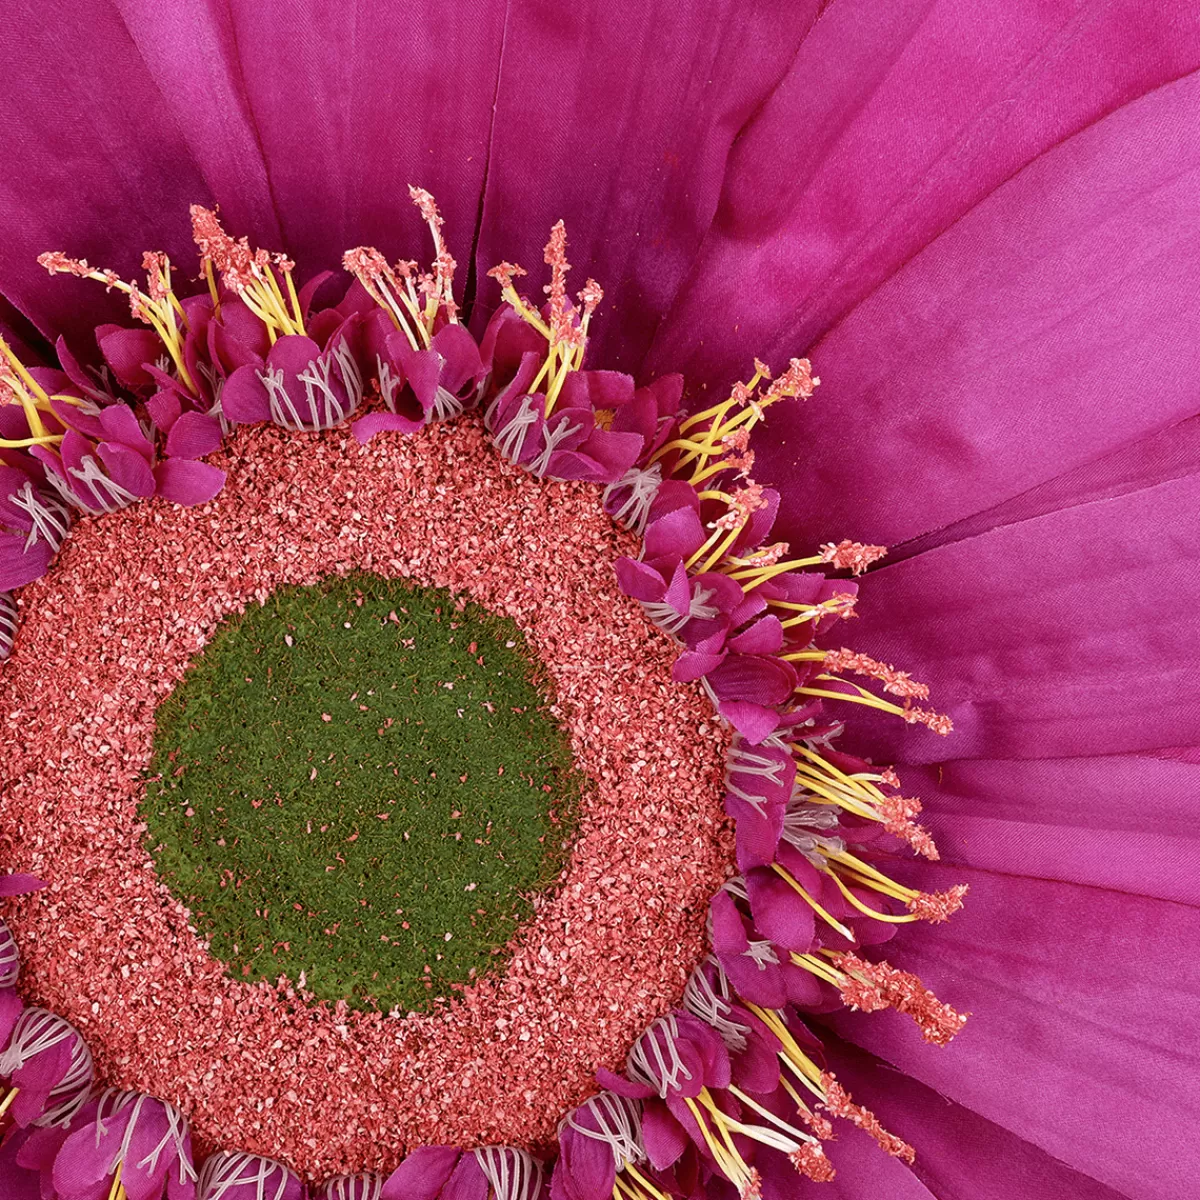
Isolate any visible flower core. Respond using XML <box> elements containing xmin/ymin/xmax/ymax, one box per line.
<box><xmin>143</xmin><ymin>573</ymin><xmax>583</xmax><ymax>1012</ymax></box>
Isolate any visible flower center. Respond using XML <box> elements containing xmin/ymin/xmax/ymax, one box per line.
<box><xmin>141</xmin><ymin>572</ymin><xmax>582</xmax><ymax>1012</ymax></box>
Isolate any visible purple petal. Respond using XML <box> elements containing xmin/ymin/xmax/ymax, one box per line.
<box><xmin>641</xmin><ymin>1103</ymin><xmax>689</xmax><ymax>1171</ymax></box>
<box><xmin>472</xmin><ymin>0</ymin><xmax>823</xmax><ymax>372</ymax></box>
<box><xmin>716</xmin><ymin>700</ymin><xmax>781</xmax><ymax>745</ymax></box>
<box><xmin>381</xmin><ymin>1147</ymin><xmax>462</xmax><ymax>1200</ymax></box>
<box><xmin>351</xmin><ymin>411</ymin><xmax>426</xmax><ymax>444</ymax></box>
<box><xmin>736</xmin><ymin>67</ymin><xmax>1200</xmax><ymax>548</ymax></box>
<box><xmin>745</xmin><ymin>867</ymin><xmax>816</xmax><ymax>951</ymax></box>
<box><xmin>147</xmin><ymin>391</ymin><xmax>183</xmax><ymax>434</ymax></box>
<box><xmin>0</xmin><ymin>1127</ymin><xmax>41</xmax><ymax>1200</ymax></box>
<box><xmin>152</xmin><ymin>459</ymin><xmax>225</xmax><ymax>507</ymax></box>
<box><xmin>823</xmin><ymin>1039</ymin><xmax>1128</xmax><ymax>1200</ymax></box>
<box><xmin>220</xmin><ymin>364</ymin><xmax>271</xmax><ymax>425</ymax></box>
<box><xmin>95</xmin><ymin>443</ymin><xmax>155</xmax><ymax>498</ymax></box>
<box><xmin>843</xmin><ymin>464</ymin><xmax>1200</xmax><ymax>763</ymax></box>
<box><xmin>95</xmin><ymin>327</ymin><xmax>165</xmax><ymax>391</ymax></box>
<box><xmin>163</xmin><ymin>411</ymin><xmax>222</xmax><ymax>459</ymax></box>
<box><xmin>613</xmin><ymin>557</ymin><xmax>666</xmax><ymax>604</ymax></box>
<box><xmin>0</xmin><ymin>873</ymin><xmax>46</xmax><ymax>897</ymax></box>
<box><xmin>440</xmin><ymin>1156</ymin><xmax>488</xmax><ymax>1200</ymax></box>
<box><xmin>652</xmin><ymin>4</ymin><xmax>1200</xmax><ymax>534</ymax></box>
<box><xmin>827</xmin><ymin>861</ymin><xmax>1200</xmax><ymax>1199</ymax></box>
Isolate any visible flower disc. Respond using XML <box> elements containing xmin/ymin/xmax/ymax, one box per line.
<box><xmin>0</xmin><ymin>420</ymin><xmax>732</xmax><ymax>1173</ymax></box>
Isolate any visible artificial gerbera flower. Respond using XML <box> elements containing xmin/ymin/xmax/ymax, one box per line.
<box><xmin>1</xmin><ymin>3</ymin><xmax>1198</xmax><ymax>1200</ymax></box>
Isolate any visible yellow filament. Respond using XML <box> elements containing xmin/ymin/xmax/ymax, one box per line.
<box><xmin>0</xmin><ymin>339</ymin><xmax>51</xmax><ymax>439</ymax></box>
<box><xmin>824</xmin><ymin>869</ymin><xmax>918</xmax><ymax>923</ymax></box>
<box><xmin>779</xmin><ymin>1074</ymin><xmax>823</xmax><ymax>1121</ymax></box>
<box><xmin>371</xmin><ymin>277</ymin><xmax>423</xmax><ymax>351</ymax></box>
<box><xmin>107</xmin><ymin>1163</ymin><xmax>125</xmax><ymax>1200</ymax></box>
<box><xmin>684</xmin><ymin>1096</ymin><xmax>752</xmax><ymax>1188</ymax></box>
<box><xmin>790</xmin><ymin>952</ymin><xmax>845</xmax><ymax>987</ymax></box>
<box><xmin>823</xmin><ymin>847</ymin><xmax>917</xmax><ymax>898</ymax></box>
<box><xmin>543</xmin><ymin>350</ymin><xmax>574</xmax><ymax>415</ymax></box>
<box><xmin>0</xmin><ymin>432</ymin><xmax>64</xmax><ymax>448</ymax></box>
<box><xmin>502</xmin><ymin>285</ymin><xmax>551</xmax><ymax>338</ymax></box>
<box><xmin>745</xmin><ymin>1005</ymin><xmax>826</xmax><ymax>1098</ymax></box>
<box><xmin>203</xmin><ymin>259</ymin><xmax>221</xmax><ymax>315</ymax></box>
<box><xmin>792</xmin><ymin>765</ymin><xmax>883</xmax><ymax>823</ymax></box>
<box><xmin>0</xmin><ymin>1087</ymin><xmax>18</xmax><ymax>1117</ymax></box>
<box><xmin>284</xmin><ymin>269</ymin><xmax>305</xmax><ymax>330</ymax></box>
<box><xmin>770</xmin><ymin>863</ymin><xmax>854</xmax><ymax>940</ymax></box>
<box><xmin>794</xmin><ymin>679</ymin><xmax>914</xmax><ymax>722</ymax></box>
<box><xmin>725</xmin><ymin>554</ymin><xmax>825</xmax><ymax>588</ymax></box>
<box><xmin>624</xmin><ymin>1165</ymin><xmax>671</xmax><ymax>1200</ymax></box>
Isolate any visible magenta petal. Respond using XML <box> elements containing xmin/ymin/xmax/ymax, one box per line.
<box><xmin>825</xmin><ymin>1039</ymin><xmax>1128</xmax><ymax>1200</ymax></box>
<box><xmin>220</xmin><ymin>365</ymin><xmax>271</xmax><ymax>425</ymax></box>
<box><xmin>381</xmin><ymin>1147</ymin><xmax>461</xmax><ymax>1200</ymax></box>
<box><xmin>54</xmin><ymin>1111</ymin><xmax>132</xmax><ymax>1198</ymax></box>
<box><xmin>96</xmin><ymin>404</ymin><xmax>153</xmax><ymax>459</ymax></box>
<box><xmin>843</xmin><ymin>465</ymin><xmax>1200</xmax><ymax>763</ymax></box>
<box><xmin>351</xmin><ymin>411</ymin><xmax>426</xmax><ymax>444</ymax></box>
<box><xmin>644</xmin><ymin>506</ymin><xmax>705</xmax><ymax>561</ymax></box>
<box><xmin>429</xmin><ymin>323</ymin><xmax>484</xmax><ymax>394</ymax></box>
<box><xmin>909</xmin><ymin>752</ymin><xmax>1199</xmax><ymax>907</ymax></box>
<box><xmin>652</xmin><ymin>4</ymin><xmax>1200</xmax><ymax>541</ymax></box>
<box><xmin>553</xmin><ymin>1126</ymin><xmax>616</xmax><ymax>1200</ymax></box>
<box><xmin>746</xmin><ymin>868</ymin><xmax>816</xmax><ymax>951</ymax></box>
<box><xmin>95</xmin><ymin>328</ymin><xmax>165</xmax><ymax>391</ymax></box>
<box><xmin>0</xmin><ymin>873</ymin><xmax>45</xmax><ymax>896</ymax></box>
<box><xmin>472</xmin><ymin>0</ymin><xmax>822</xmax><ymax>372</ymax></box>
<box><xmin>717</xmin><ymin>700</ymin><xmax>780</xmax><ymax>745</ymax></box>
<box><xmin>95</xmin><ymin>443</ymin><xmax>155</xmax><ymax>498</ymax></box>
<box><xmin>827</xmin><ymin>863</ymin><xmax>1200</xmax><ymax>1199</ymax></box>
<box><xmin>726</xmin><ymin>615</ymin><xmax>783</xmax><ymax>656</ymax></box>
<box><xmin>164</xmin><ymin>411</ymin><xmax>222</xmax><ymax>460</ymax></box>
<box><xmin>147</xmin><ymin>391</ymin><xmax>183</xmax><ymax>434</ymax></box>
<box><xmin>0</xmin><ymin>1128</ymin><xmax>40</xmax><ymax>1200</ymax></box>
<box><xmin>0</xmin><ymin>988</ymin><xmax>22</xmax><ymax>1047</ymax></box>
<box><xmin>593</xmin><ymin>1068</ymin><xmax>653</xmax><ymax>1101</ymax></box>
<box><xmin>613</xmin><ymin>558</ymin><xmax>666</xmax><ymax>604</ymax></box>
<box><xmin>440</xmin><ymin>1156</ymin><xmax>488</xmax><ymax>1200</ymax></box>
<box><xmin>641</xmin><ymin>1103</ymin><xmax>689</xmax><ymax>1171</ymax></box>
<box><xmin>672</xmin><ymin>651</ymin><xmax>724</xmax><ymax>682</ymax></box>
<box><xmin>0</xmin><ymin>537</ymin><xmax>54</xmax><ymax>592</ymax></box>
<box><xmin>152</xmin><ymin>459</ymin><xmax>225</xmax><ymax>507</ymax></box>
<box><xmin>707</xmin><ymin>654</ymin><xmax>795</xmax><ymax>707</ymax></box>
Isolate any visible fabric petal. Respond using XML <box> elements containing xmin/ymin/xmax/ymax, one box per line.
<box><xmin>472</xmin><ymin>0</ymin><xmax>821</xmax><ymax>371</ymax></box>
<box><xmin>825</xmin><ymin>864</ymin><xmax>1200</xmax><ymax>1199</ymax></box>
<box><xmin>152</xmin><ymin>459</ymin><xmax>226</xmax><ymax>506</ymax></box>
<box><xmin>839</xmin><ymin>466</ymin><xmax>1200</xmax><ymax>763</ymax></box>
<box><xmin>824</xmin><ymin>1039</ymin><xmax>1129</xmax><ymax>1200</ymax></box>
<box><xmin>650</xmin><ymin>4</ymin><xmax>1200</xmax><ymax>542</ymax></box>
<box><xmin>381</xmin><ymin>1147</ymin><xmax>461</xmax><ymax>1200</ymax></box>
<box><xmin>163</xmin><ymin>411</ymin><xmax>222</xmax><ymax>459</ymax></box>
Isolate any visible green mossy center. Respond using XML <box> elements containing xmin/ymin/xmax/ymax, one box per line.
<box><xmin>142</xmin><ymin>573</ymin><xmax>581</xmax><ymax>1013</ymax></box>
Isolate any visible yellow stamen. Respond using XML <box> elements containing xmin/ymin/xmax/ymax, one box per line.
<box><xmin>745</xmin><ymin>1004</ymin><xmax>826</xmax><ymax>1097</ymax></box>
<box><xmin>203</xmin><ymin>259</ymin><xmax>221</xmax><ymax>316</ymax></box>
<box><xmin>108</xmin><ymin>1163</ymin><xmax>126</xmax><ymax>1200</ymax></box>
<box><xmin>789</xmin><ymin>951</ymin><xmax>846</xmax><ymax>987</ymax></box>
<box><xmin>795</xmin><ymin>677</ymin><xmax>920</xmax><ymax>722</ymax></box>
<box><xmin>770</xmin><ymin>863</ymin><xmax>854</xmax><ymax>940</ymax></box>
<box><xmin>0</xmin><ymin>1087</ymin><xmax>18</xmax><ymax>1118</ymax></box>
<box><xmin>623</xmin><ymin>1165</ymin><xmax>671</xmax><ymax>1200</ymax></box>
<box><xmin>824</xmin><ymin>870</ymin><xmax>918</xmax><ymax>924</ymax></box>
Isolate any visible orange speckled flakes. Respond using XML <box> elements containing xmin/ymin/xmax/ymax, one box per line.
<box><xmin>0</xmin><ymin>419</ymin><xmax>732</xmax><ymax>1176</ymax></box>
